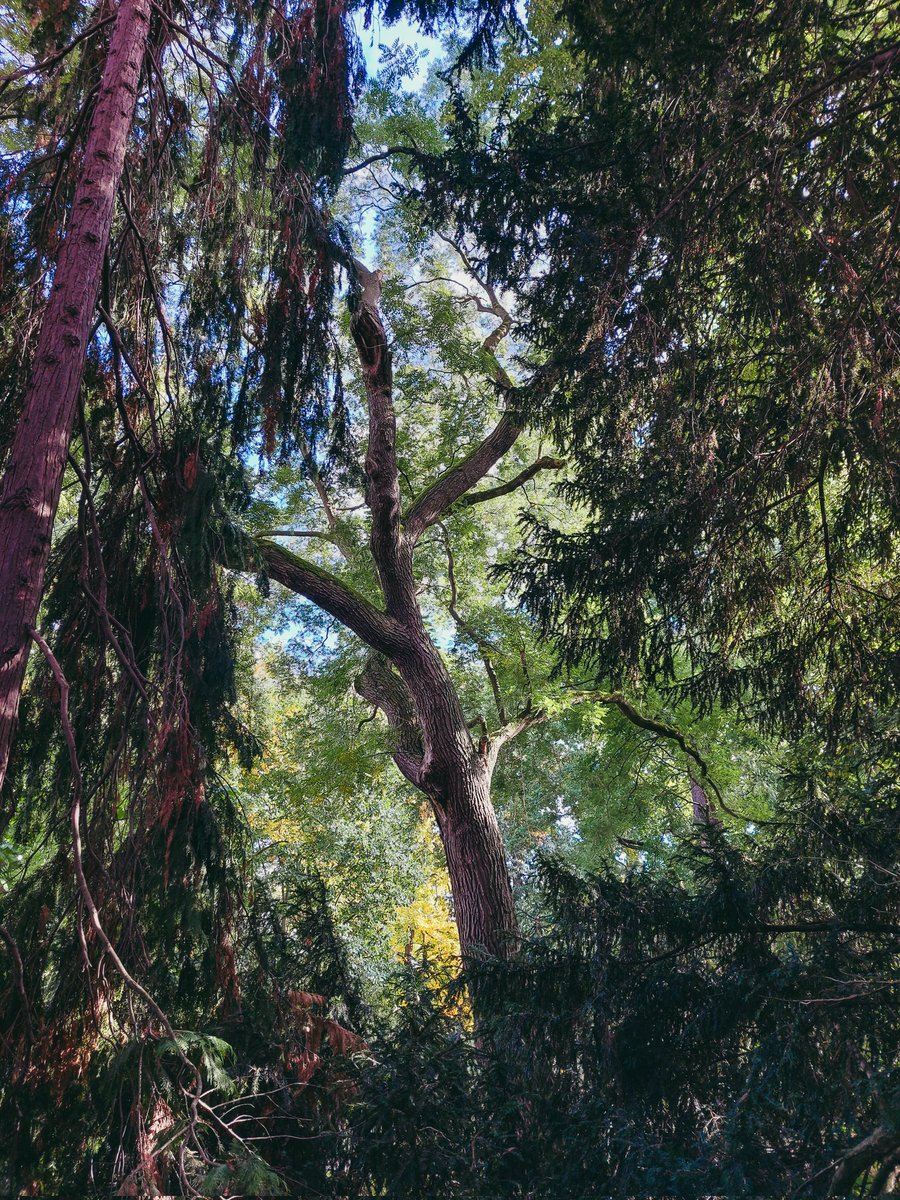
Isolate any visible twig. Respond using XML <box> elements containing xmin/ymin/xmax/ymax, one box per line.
<box><xmin>460</xmin><ymin>456</ymin><xmax>565</xmax><ymax>507</ymax></box>
<box><xmin>0</xmin><ymin>15</ymin><xmax>115</xmax><ymax>96</ymax></box>
<box><xmin>439</xmin><ymin>524</ymin><xmax>507</xmax><ymax>724</ymax></box>
<box><xmin>0</xmin><ymin>923</ymin><xmax>35</xmax><ymax>1043</ymax></box>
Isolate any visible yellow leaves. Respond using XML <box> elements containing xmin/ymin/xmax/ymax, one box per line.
<box><xmin>391</xmin><ymin>877</ymin><xmax>460</xmax><ymax>973</ymax></box>
<box><xmin>390</xmin><ymin>870</ymin><xmax>471</xmax><ymax>1024</ymax></box>
<box><xmin>248</xmin><ymin>811</ymin><xmax>305</xmax><ymax>847</ymax></box>
<box><xmin>389</xmin><ymin>813</ymin><xmax>466</xmax><ymax>1017</ymax></box>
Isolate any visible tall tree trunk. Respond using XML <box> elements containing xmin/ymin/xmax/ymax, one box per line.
<box><xmin>437</xmin><ymin>762</ymin><xmax>517</xmax><ymax>960</ymax></box>
<box><xmin>352</xmin><ymin>641</ymin><xmax>518</xmax><ymax>958</ymax></box>
<box><xmin>394</xmin><ymin>635</ymin><xmax>519</xmax><ymax>960</ymax></box>
<box><xmin>0</xmin><ymin>0</ymin><xmax>150</xmax><ymax>793</ymax></box>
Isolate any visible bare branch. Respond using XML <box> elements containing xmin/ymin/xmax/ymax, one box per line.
<box><xmin>435</xmin><ymin>231</ymin><xmax>515</xmax><ymax>378</ymax></box>
<box><xmin>461</xmin><ymin>456</ymin><xmax>565</xmax><ymax>508</ymax></box>
<box><xmin>487</xmin><ymin>704</ymin><xmax>548</xmax><ymax>769</ymax></box>
<box><xmin>259</xmin><ymin>529</ymin><xmax>337</xmax><ymax>542</ymax></box>
<box><xmin>256</xmin><ymin>539</ymin><xmax>409</xmax><ymax>658</ymax></box>
<box><xmin>342</xmin><ymin>145</ymin><xmax>421</xmax><ymax>176</ymax></box>
<box><xmin>589</xmin><ymin>691</ymin><xmax>747</xmax><ymax>822</ymax></box>
<box><xmin>297</xmin><ymin>431</ymin><xmax>341</xmax><ymax>537</ymax></box>
<box><xmin>436</xmin><ymin>231</ymin><xmax>508</xmax><ymax>320</ymax></box>
<box><xmin>404</xmin><ymin>411</ymin><xmax>522</xmax><ymax>542</ymax></box>
<box><xmin>440</xmin><ymin>524</ymin><xmax>507</xmax><ymax>724</ymax></box>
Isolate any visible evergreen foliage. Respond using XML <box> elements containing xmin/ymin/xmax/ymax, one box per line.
<box><xmin>0</xmin><ymin>0</ymin><xmax>898</xmax><ymax>1194</ymax></box>
<box><xmin>419</xmin><ymin>0</ymin><xmax>900</xmax><ymax>735</ymax></box>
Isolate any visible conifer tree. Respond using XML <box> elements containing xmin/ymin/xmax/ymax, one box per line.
<box><xmin>419</xmin><ymin>0</ymin><xmax>900</xmax><ymax>736</ymax></box>
<box><xmin>0</xmin><ymin>0</ymin><xmax>151</xmax><ymax>789</ymax></box>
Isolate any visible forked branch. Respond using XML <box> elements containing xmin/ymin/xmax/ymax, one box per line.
<box><xmin>404</xmin><ymin>411</ymin><xmax>523</xmax><ymax>542</ymax></box>
<box><xmin>486</xmin><ymin>704</ymin><xmax>548</xmax><ymax>769</ymax></box>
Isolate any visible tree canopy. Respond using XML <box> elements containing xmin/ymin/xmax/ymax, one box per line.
<box><xmin>0</xmin><ymin>0</ymin><xmax>898</xmax><ymax>1194</ymax></box>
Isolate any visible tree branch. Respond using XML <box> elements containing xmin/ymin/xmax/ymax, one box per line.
<box><xmin>591</xmin><ymin>691</ymin><xmax>747</xmax><ymax>822</ymax></box>
<box><xmin>341</xmin><ymin>145</ymin><xmax>422</xmax><ymax>176</ymax></box>
<box><xmin>799</xmin><ymin>1124</ymin><xmax>900</xmax><ymax>1195</ymax></box>
<box><xmin>486</xmin><ymin>704</ymin><xmax>548</xmax><ymax>769</ymax></box>
<box><xmin>354</xmin><ymin>654</ymin><xmax>426</xmax><ymax>789</ymax></box>
<box><xmin>440</xmin><ymin>524</ymin><xmax>507</xmax><ymax>724</ymax></box>
<box><xmin>436</xmin><ymin>230</ymin><xmax>515</xmax><ymax>381</ymax></box>
<box><xmin>256</xmin><ymin>539</ymin><xmax>409</xmax><ymax>658</ymax></box>
<box><xmin>0</xmin><ymin>922</ymin><xmax>34</xmax><ymax>1044</ymax></box>
<box><xmin>404</xmin><ymin>411</ymin><xmax>522</xmax><ymax>542</ymax></box>
<box><xmin>690</xmin><ymin>775</ymin><xmax>722</xmax><ymax>828</ymax></box>
<box><xmin>297</xmin><ymin>431</ymin><xmax>341</xmax><ymax>540</ymax></box>
<box><xmin>460</xmin><ymin>456</ymin><xmax>565</xmax><ymax>508</ymax></box>
<box><xmin>259</xmin><ymin>529</ymin><xmax>337</xmax><ymax>542</ymax></box>
<box><xmin>350</xmin><ymin>260</ymin><xmax>418</xmax><ymax>619</ymax></box>
<box><xmin>0</xmin><ymin>13</ymin><xmax>115</xmax><ymax>96</ymax></box>
<box><xmin>26</xmin><ymin>626</ymin><xmax>203</xmax><ymax>1091</ymax></box>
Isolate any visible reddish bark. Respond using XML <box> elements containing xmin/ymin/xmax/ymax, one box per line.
<box><xmin>0</xmin><ymin>0</ymin><xmax>151</xmax><ymax>792</ymax></box>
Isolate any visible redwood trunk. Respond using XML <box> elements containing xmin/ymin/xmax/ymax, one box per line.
<box><xmin>437</xmin><ymin>763</ymin><xmax>517</xmax><ymax>960</ymax></box>
<box><xmin>0</xmin><ymin>0</ymin><xmax>150</xmax><ymax>792</ymax></box>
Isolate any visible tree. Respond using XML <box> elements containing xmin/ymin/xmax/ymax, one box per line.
<box><xmin>0</xmin><ymin>0</ymin><xmax>151</xmax><ymax>790</ymax></box>
<box><xmin>242</xmin><ymin>248</ymin><xmax>566</xmax><ymax>959</ymax></box>
<box><xmin>0</xmin><ymin>0</ymin><xmax>534</xmax><ymax>968</ymax></box>
<box><xmin>1</xmin><ymin>1</ymin><xmax>897</xmax><ymax>1193</ymax></box>
<box><xmin>418</xmin><ymin>0</ymin><xmax>900</xmax><ymax>737</ymax></box>
<box><xmin>344</xmin><ymin>726</ymin><xmax>900</xmax><ymax>1200</ymax></box>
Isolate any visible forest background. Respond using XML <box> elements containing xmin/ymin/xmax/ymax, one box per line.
<box><xmin>0</xmin><ymin>0</ymin><xmax>898</xmax><ymax>1194</ymax></box>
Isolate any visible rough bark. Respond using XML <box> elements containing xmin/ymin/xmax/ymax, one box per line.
<box><xmin>0</xmin><ymin>0</ymin><xmax>151</xmax><ymax>793</ymax></box>
<box><xmin>355</xmin><ymin>648</ymin><xmax>517</xmax><ymax>959</ymax></box>
<box><xmin>260</xmin><ymin>540</ymin><xmax>409</xmax><ymax>658</ymax></box>
<box><xmin>404</xmin><ymin>411</ymin><xmax>522</xmax><ymax>544</ymax></box>
<box><xmin>350</xmin><ymin>262</ymin><xmax>418</xmax><ymax>622</ymax></box>
<box><xmin>828</xmin><ymin>1126</ymin><xmax>900</xmax><ymax>1195</ymax></box>
<box><xmin>436</xmin><ymin>761</ymin><xmax>518</xmax><ymax>960</ymax></box>
<box><xmin>355</xmin><ymin>654</ymin><xmax>425</xmax><ymax>788</ymax></box>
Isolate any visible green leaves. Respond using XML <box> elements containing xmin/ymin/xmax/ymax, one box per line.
<box><xmin>154</xmin><ymin>1031</ymin><xmax>237</xmax><ymax>1098</ymax></box>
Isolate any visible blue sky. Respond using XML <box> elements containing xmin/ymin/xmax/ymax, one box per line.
<box><xmin>352</xmin><ymin>12</ymin><xmax>442</xmax><ymax>90</ymax></box>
